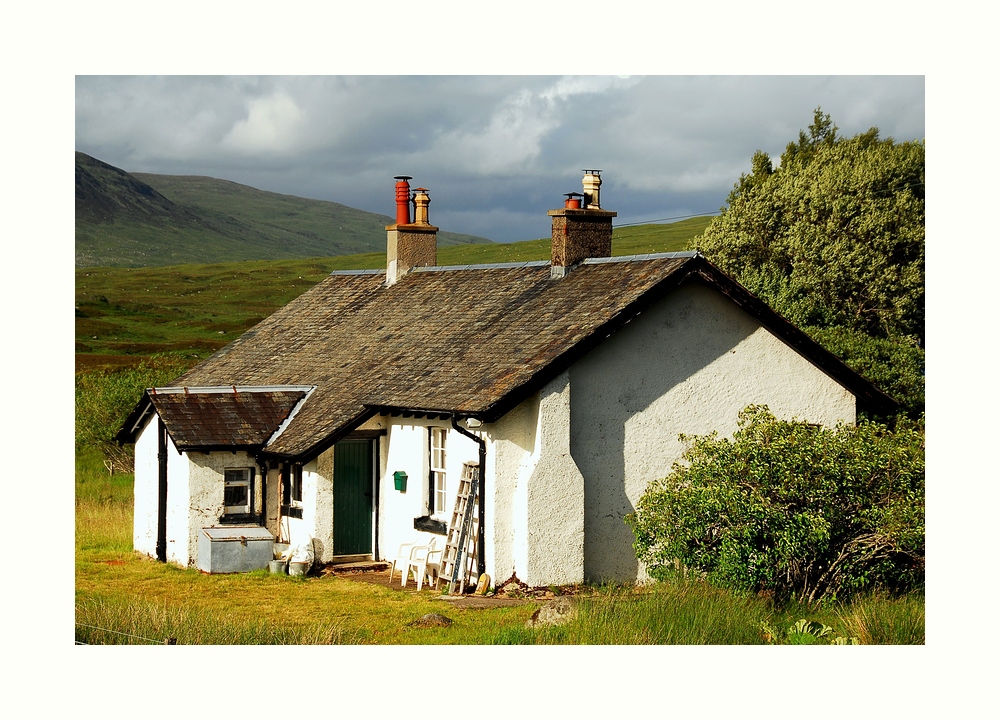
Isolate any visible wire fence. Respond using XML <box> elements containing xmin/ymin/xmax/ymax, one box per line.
<box><xmin>75</xmin><ymin>622</ymin><xmax>177</xmax><ymax>645</ymax></box>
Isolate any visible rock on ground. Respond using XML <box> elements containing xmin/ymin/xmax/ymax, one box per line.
<box><xmin>408</xmin><ymin>613</ymin><xmax>453</xmax><ymax>628</ymax></box>
<box><xmin>525</xmin><ymin>597</ymin><xmax>576</xmax><ymax>628</ymax></box>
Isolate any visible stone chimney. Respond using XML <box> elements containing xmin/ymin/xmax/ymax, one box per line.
<box><xmin>548</xmin><ymin>170</ymin><xmax>616</xmax><ymax>278</ymax></box>
<box><xmin>386</xmin><ymin>176</ymin><xmax>438</xmax><ymax>286</ymax></box>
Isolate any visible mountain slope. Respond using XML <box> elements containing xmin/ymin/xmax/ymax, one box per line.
<box><xmin>75</xmin><ymin>152</ymin><xmax>491</xmax><ymax>268</ymax></box>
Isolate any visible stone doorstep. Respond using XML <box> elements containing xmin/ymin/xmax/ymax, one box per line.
<box><xmin>321</xmin><ymin>560</ymin><xmax>390</xmax><ymax>575</ymax></box>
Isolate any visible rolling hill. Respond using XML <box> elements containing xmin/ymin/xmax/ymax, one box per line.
<box><xmin>75</xmin><ymin>215</ymin><xmax>713</xmax><ymax>371</ymax></box>
<box><xmin>75</xmin><ymin>152</ymin><xmax>491</xmax><ymax>268</ymax></box>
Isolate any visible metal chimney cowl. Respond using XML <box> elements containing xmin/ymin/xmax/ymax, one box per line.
<box><xmin>582</xmin><ymin>169</ymin><xmax>602</xmax><ymax>209</ymax></box>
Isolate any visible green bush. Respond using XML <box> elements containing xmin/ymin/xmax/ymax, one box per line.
<box><xmin>75</xmin><ymin>357</ymin><xmax>192</xmax><ymax>472</ymax></box>
<box><xmin>626</xmin><ymin>406</ymin><xmax>924</xmax><ymax>604</ymax></box>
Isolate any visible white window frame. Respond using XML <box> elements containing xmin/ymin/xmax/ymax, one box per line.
<box><xmin>430</xmin><ymin>427</ymin><xmax>447</xmax><ymax>515</ymax></box>
<box><xmin>224</xmin><ymin>467</ymin><xmax>252</xmax><ymax>515</ymax></box>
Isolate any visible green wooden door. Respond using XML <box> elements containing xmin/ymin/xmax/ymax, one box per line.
<box><xmin>333</xmin><ymin>439</ymin><xmax>374</xmax><ymax>555</ymax></box>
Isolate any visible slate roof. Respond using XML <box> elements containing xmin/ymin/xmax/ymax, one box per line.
<box><xmin>120</xmin><ymin>387</ymin><xmax>309</xmax><ymax>451</ymax></box>
<box><xmin>121</xmin><ymin>251</ymin><xmax>895</xmax><ymax>460</ymax></box>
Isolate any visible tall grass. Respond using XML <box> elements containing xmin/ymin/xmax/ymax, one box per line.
<box><xmin>478</xmin><ymin>583</ymin><xmax>770</xmax><ymax>645</ymax></box>
<box><xmin>75</xmin><ymin>596</ymin><xmax>360</xmax><ymax>645</ymax></box>
<box><xmin>838</xmin><ymin>593</ymin><xmax>925</xmax><ymax>645</ymax></box>
<box><xmin>75</xmin><ymin>446</ymin><xmax>133</xmax><ymax>555</ymax></box>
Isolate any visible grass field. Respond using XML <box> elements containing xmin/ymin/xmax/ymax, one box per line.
<box><xmin>75</xmin><ymin>218</ymin><xmax>712</xmax><ymax>368</ymax></box>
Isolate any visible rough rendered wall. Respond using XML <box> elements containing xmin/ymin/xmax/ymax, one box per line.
<box><xmin>186</xmin><ymin>450</ymin><xmax>257</xmax><ymax>565</ymax></box>
<box><xmin>265</xmin><ymin>466</ymin><xmax>281</xmax><ymax>540</ymax></box>
<box><xmin>486</xmin><ymin>392</ymin><xmax>540</xmax><ymax>585</ymax></box>
<box><xmin>569</xmin><ymin>282</ymin><xmax>857</xmax><ymax>583</ymax></box>
<box><xmin>278</xmin><ymin>452</ymin><xmax>334</xmax><ymax>562</ymax></box>
<box><xmin>502</xmin><ymin>372</ymin><xmax>586</xmax><ymax>587</ymax></box>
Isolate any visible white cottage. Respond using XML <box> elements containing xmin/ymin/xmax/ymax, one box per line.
<box><xmin>119</xmin><ymin>172</ymin><xmax>895</xmax><ymax>586</ymax></box>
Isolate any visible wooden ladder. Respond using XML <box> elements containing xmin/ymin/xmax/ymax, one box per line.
<box><xmin>440</xmin><ymin>461</ymin><xmax>480</xmax><ymax>595</ymax></box>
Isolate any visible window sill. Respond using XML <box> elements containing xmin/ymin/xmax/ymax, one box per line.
<box><xmin>413</xmin><ymin>515</ymin><xmax>447</xmax><ymax>535</ymax></box>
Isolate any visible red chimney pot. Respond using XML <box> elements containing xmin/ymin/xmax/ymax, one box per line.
<box><xmin>393</xmin><ymin>176</ymin><xmax>412</xmax><ymax>225</ymax></box>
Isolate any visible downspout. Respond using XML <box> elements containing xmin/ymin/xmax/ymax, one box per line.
<box><xmin>156</xmin><ymin>418</ymin><xmax>168</xmax><ymax>563</ymax></box>
<box><xmin>451</xmin><ymin>416</ymin><xmax>486</xmax><ymax>579</ymax></box>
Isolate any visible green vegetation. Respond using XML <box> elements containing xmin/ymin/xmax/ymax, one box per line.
<box><xmin>690</xmin><ymin>110</ymin><xmax>924</xmax><ymax>416</ymax></box>
<box><xmin>75</xmin><ymin>152</ymin><xmax>489</xmax><ymax>268</ymax></box>
<box><xmin>75</xmin><ymin>445</ymin><xmax>922</xmax><ymax>644</ymax></box>
<box><xmin>75</xmin><ymin>258</ymin><xmax>342</xmax><ymax>364</ymax></box>
<box><xmin>627</xmin><ymin>406</ymin><xmax>925</xmax><ymax>604</ymax></box>
<box><xmin>75</xmin><ymin>358</ymin><xmax>193</xmax><ymax>472</ymax></box>
<box><xmin>75</xmin><ymin>217</ymin><xmax>710</xmax><ymax>366</ymax></box>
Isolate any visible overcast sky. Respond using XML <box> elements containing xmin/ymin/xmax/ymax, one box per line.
<box><xmin>75</xmin><ymin>75</ymin><xmax>924</xmax><ymax>243</ymax></box>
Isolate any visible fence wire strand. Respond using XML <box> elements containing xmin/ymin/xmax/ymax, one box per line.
<box><xmin>75</xmin><ymin>622</ymin><xmax>167</xmax><ymax>645</ymax></box>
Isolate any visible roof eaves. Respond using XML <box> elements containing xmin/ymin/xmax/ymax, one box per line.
<box><xmin>115</xmin><ymin>394</ymin><xmax>155</xmax><ymax>444</ymax></box>
<box><xmin>476</xmin><ymin>256</ymin><xmax>701</xmax><ymax>422</ymax></box>
<box><xmin>261</xmin><ymin>406</ymin><xmax>380</xmax><ymax>465</ymax></box>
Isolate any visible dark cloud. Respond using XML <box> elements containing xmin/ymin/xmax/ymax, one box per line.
<box><xmin>75</xmin><ymin>76</ymin><xmax>925</xmax><ymax>243</ymax></box>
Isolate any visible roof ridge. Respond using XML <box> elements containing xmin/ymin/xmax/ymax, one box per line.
<box><xmin>414</xmin><ymin>260</ymin><xmax>550</xmax><ymax>272</ymax></box>
<box><xmin>582</xmin><ymin>250</ymin><xmax>700</xmax><ymax>264</ymax></box>
<box><xmin>407</xmin><ymin>252</ymin><xmax>700</xmax><ymax>273</ymax></box>
<box><xmin>149</xmin><ymin>385</ymin><xmax>315</xmax><ymax>395</ymax></box>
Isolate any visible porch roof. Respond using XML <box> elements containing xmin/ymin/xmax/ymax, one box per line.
<box><xmin>145</xmin><ymin>387</ymin><xmax>309</xmax><ymax>451</ymax></box>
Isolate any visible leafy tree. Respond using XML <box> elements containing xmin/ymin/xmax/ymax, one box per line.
<box><xmin>691</xmin><ymin>110</ymin><xmax>924</xmax><ymax>415</ymax></box>
<box><xmin>806</xmin><ymin>326</ymin><xmax>924</xmax><ymax>417</ymax></box>
<box><xmin>626</xmin><ymin>406</ymin><xmax>925</xmax><ymax>604</ymax></box>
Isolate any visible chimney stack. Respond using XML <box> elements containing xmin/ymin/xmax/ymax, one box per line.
<box><xmin>548</xmin><ymin>170</ymin><xmax>616</xmax><ymax>278</ymax></box>
<box><xmin>386</xmin><ymin>176</ymin><xmax>438</xmax><ymax>286</ymax></box>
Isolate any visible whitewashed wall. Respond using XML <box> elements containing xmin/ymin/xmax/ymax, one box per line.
<box><xmin>133</xmin><ymin>418</ymin><xmax>191</xmax><ymax>564</ymax></box>
<box><xmin>185</xmin><ymin>450</ymin><xmax>258</xmax><ymax>565</ymax></box>
<box><xmin>484</xmin><ymin>393</ymin><xmax>539</xmax><ymax>587</ymax></box>
<box><xmin>378</xmin><ymin>418</ymin><xmax>480</xmax><ymax>565</ymax></box>
<box><xmin>134</xmin><ymin>417</ymin><xmax>272</xmax><ymax>567</ymax></box>
<box><xmin>132</xmin><ymin>416</ymin><xmax>160</xmax><ymax>560</ymax></box>
<box><xmin>485</xmin><ymin>372</ymin><xmax>590</xmax><ymax>588</ymax></box>
<box><xmin>569</xmin><ymin>282</ymin><xmax>856</xmax><ymax>583</ymax></box>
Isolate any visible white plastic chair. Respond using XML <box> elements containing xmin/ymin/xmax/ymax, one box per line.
<box><xmin>422</xmin><ymin>543</ymin><xmax>444</xmax><ymax>591</ymax></box>
<box><xmin>389</xmin><ymin>541</ymin><xmax>421</xmax><ymax>585</ymax></box>
<box><xmin>402</xmin><ymin>538</ymin><xmax>440</xmax><ymax>590</ymax></box>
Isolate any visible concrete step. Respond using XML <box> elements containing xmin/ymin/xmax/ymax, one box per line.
<box><xmin>321</xmin><ymin>560</ymin><xmax>390</xmax><ymax>575</ymax></box>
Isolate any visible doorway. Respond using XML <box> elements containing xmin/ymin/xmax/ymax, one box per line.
<box><xmin>333</xmin><ymin>438</ymin><xmax>375</xmax><ymax>555</ymax></box>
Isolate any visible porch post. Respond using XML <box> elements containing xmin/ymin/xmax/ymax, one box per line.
<box><xmin>156</xmin><ymin>418</ymin><xmax>168</xmax><ymax>563</ymax></box>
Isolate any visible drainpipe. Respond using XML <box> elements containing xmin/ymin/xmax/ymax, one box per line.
<box><xmin>156</xmin><ymin>418</ymin><xmax>168</xmax><ymax>563</ymax></box>
<box><xmin>451</xmin><ymin>416</ymin><xmax>487</xmax><ymax>579</ymax></box>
